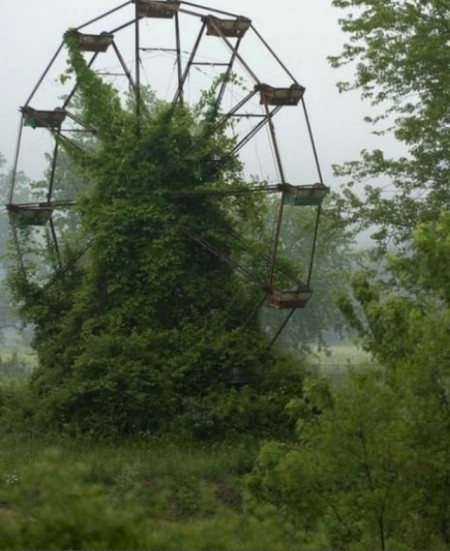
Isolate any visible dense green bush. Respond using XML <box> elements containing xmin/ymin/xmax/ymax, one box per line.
<box><xmin>4</xmin><ymin>30</ymin><xmax>312</xmax><ymax>439</ymax></box>
<box><xmin>247</xmin><ymin>367</ymin><xmax>450</xmax><ymax>550</ymax></box>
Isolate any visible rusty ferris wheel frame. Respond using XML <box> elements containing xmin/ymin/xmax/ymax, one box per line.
<box><xmin>6</xmin><ymin>0</ymin><xmax>329</xmax><ymax>346</ymax></box>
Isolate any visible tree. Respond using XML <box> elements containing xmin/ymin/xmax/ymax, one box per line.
<box><xmin>7</xmin><ymin>33</ymin><xmax>307</xmax><ymax>438</ymax></box>
<box><xmin>330</xmin><ymin>0</ymin><xmax>450</xmax><ymax>251</ymax></box>
<box><xmin>248</xmin><ymin>371</ymin><xmax>412</xmax><ymax>550</ymax></box>
<box><xmin>328</xmin><ymin>4</ymin><xmax>450</xmax><ymax>540</ymax></box>
<box><xmin>246</xmin><ymin>5</ymin><xmax>450</xmax><ymax>546</ymax></box>
<box><xmin>250</xmin><ymin>366</ymin><xmax>450</xmax><ymax>550</ymax></box>
<box><xmin>336</xmin><ymin>212</ymin><xmax>450</xmax><ymax>548</ymax></box>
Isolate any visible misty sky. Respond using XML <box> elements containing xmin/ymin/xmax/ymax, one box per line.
<box><xmin>1</xmin><ymin>0</ymin><xmax>395</xmax><ymax>192</ymax></box>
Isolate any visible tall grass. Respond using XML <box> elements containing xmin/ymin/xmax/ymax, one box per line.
<box><xmin>0</xmin><ymin>434</ymin><xmax>310</xmax><ymax>550</ymax></box>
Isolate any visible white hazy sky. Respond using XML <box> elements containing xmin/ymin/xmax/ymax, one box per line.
<box><xmin>0</xmin><ymin>0</ymin><xmax>391</xmax><ymax>190</ymax></box>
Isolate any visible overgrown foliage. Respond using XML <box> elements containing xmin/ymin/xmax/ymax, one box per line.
<box><xmin>4</xmin><ymin>3</ymin><xmax>449</xmax><ymax>547</ymax></box>
<box><xmin>6</xmin><ymin>31</ymin><xmax>308</xmax><ymax>438</ymax></box>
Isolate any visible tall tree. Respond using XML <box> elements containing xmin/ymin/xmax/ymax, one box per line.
<box><xmin>330</xmin><ymin>0</ymin><xmax>450</xmax><ymax>251</ymax></box>
<box><xmin>329</xmin><ymin>3</ymin><xmax>450</xmax><ymax>544</ymax></box>
<box><xmin>247</xmin><ymin>4</ymin><xmax>450</xmax><ymax>548</ymax></box>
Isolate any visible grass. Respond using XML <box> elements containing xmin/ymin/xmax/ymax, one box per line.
<box><xmin>0</xmin><ymin>433</ymin><xmax>308</xmax><ymax>550</ymax></box>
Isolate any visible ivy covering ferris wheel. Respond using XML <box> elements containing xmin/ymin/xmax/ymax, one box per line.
<box><xmin>6</xmin><ymin>0</ymin><xmax>328</xmax><ymax>346</ymax></box>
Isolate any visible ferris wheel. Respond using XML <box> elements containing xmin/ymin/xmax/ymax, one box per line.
<box><xmin>6</xmin><ymin>0</ymin><xmax>328</xmax><ymax>345</ymax></box>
